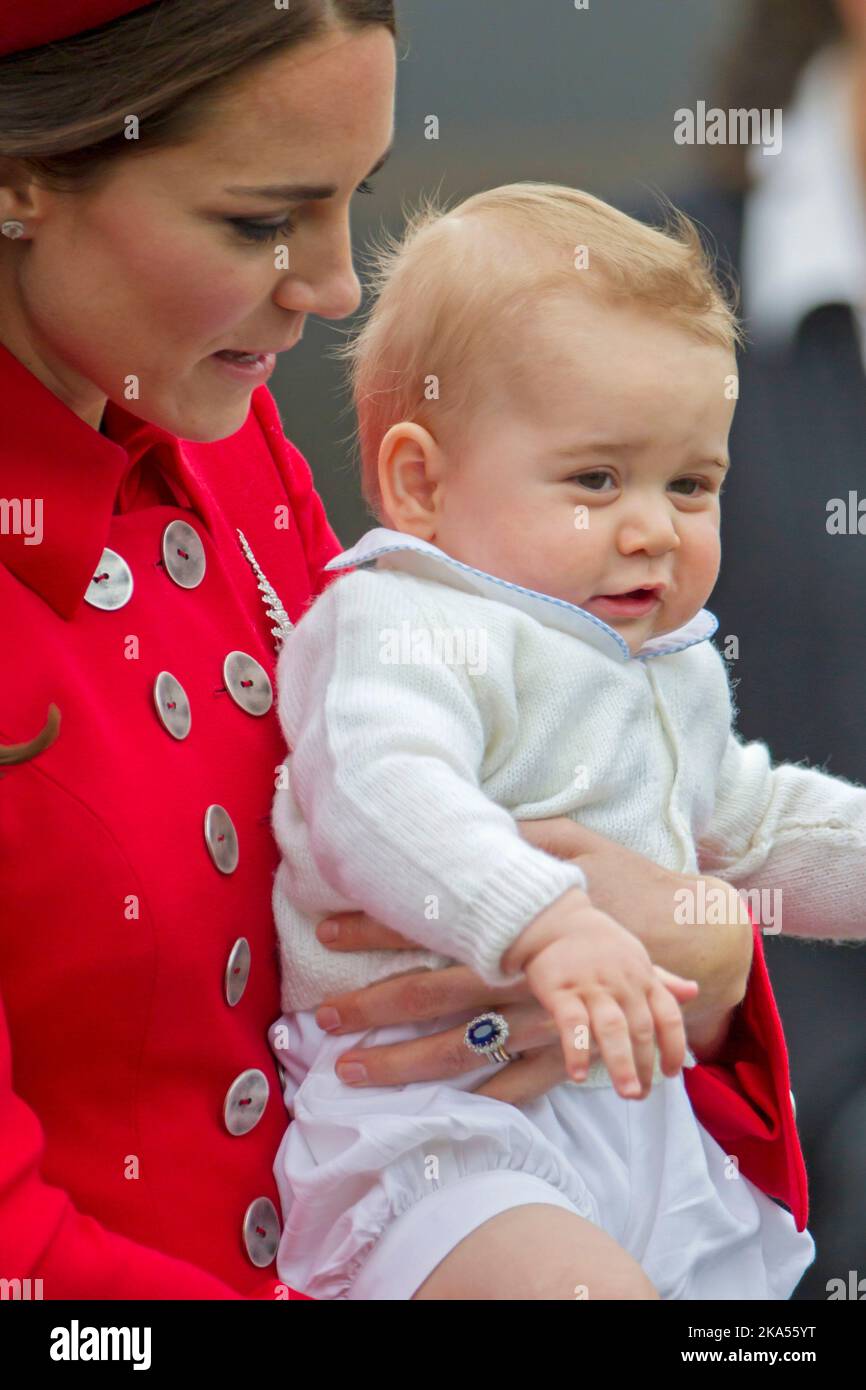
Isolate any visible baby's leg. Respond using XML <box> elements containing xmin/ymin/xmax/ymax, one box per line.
<box><xmin>411</xmin><ymin>1203</ymin><xmax>660</xmax><ymax>1300</ymax></box>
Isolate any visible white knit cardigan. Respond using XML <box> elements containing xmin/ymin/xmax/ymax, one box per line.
<box><xmin>271</xmin><ymin>528</ymin><xmax>866</xmax><ymax>1014</ymax></box>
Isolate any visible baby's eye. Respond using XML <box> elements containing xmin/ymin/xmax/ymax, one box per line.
<box><xmin>571</xmin><ymin>470</ymin><xmax>616</xmax><ymax>491</ymax></box>
<box><xmin>668</xmin><ymin>477</ymin><xmax>708</xmax><ymax>497</ymax></box>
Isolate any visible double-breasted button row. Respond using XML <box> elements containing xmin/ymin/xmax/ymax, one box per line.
<box><xmin>85</xmin><ymin>520</ymin><xmax>207</xmax><ymax>612</ymax></box>
<box><xmin>222</xmin><ymin>943</ymin><xmax>281</xmax><ymax>1267</ymax></box>
<box><xmin>85</xmin><ymin>518</ymin><xmax>284</xmax><ymax>1266</ymax></box>
<box><xmin>227</xmin><ymin>1062</ymin><xmax>281</xmax><ymax>1268</ymax></box>
<box><xmin>152</xmin><ymin>653</ymin><xmax>273</xmax><ymax>740</ymax></box>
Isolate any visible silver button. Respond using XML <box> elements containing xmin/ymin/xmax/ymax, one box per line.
<box><xmin>242</xmin><ymin>1196</ymin><xmax>280</xmax><ymax>1268</ymax></box>
<box><xmin>153</xmin><ymin>672</ymin><xmax>191</xmax><ymax>740</ymax></box>
<box><xmin>162</xmin><ymin>520</ymin><xmax>206</xmax><ymax>589</ymax></box>
<box><xmin>224</xmin><ymin>1067</ymin><xmax>269</xmax><ymax>1136</ymax></box>
<box><xmin>223</xmin><ymin>651</ymin><xmax>274</xmax><ymax>717</ymax></box>
<box><xmin>204</xmin><ymin>805</ymin><xmax>239</xmax><ymax>874</ymax></box>
<box><xmin>84</xmin><ymin>547</ymin><xmax>133</xmax><ymax>611</ymax></box>
<box><xmin>225</xmin><ymin>937</ymin><xmax>251</xmax><ymax>1006</ymax></box>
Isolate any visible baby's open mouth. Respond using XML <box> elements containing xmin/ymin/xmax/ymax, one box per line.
<box><xmin>585</xmin><ymin>587</ymin><xmax>663</xmax><ymax>617</ymax></box>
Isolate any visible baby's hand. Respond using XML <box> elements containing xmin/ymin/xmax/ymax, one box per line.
<box><xmin>502</xmin><ymin>887</ymin><xmax>699</xmax><ymax>1099</ymax></box>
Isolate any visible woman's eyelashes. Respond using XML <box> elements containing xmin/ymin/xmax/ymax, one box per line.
<box><xmin>229</xmin><ymin>215</ymin><xmax>299</xmax><ymax>244</ymax></box>
<box><xmin>228</xmin><ymin>176</ymin><xmax>379</xmax><ymax>245</ymax></box>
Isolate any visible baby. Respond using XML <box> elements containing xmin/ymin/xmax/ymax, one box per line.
<box><xmin>266</xmin><ymin>183</ymin><xmax>862</xmax><ymax>1300</ymax></box>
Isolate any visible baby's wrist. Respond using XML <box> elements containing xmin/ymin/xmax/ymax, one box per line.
<box><xmin>501</xmin><ymin>885</ymin><xmax>594</xmax><ymax>974</ymax></box>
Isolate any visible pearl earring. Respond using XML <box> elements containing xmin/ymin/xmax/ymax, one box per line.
<box><xmin>1</xmin><ymin>220</ymin><xmax>26</xmax><ymax>240</ymax></box>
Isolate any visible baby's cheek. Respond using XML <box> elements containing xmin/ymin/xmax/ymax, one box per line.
<box><xmin>689</xmin><ymin>523</ymin><xmax>722</xmax><ymax>603</ymax></box>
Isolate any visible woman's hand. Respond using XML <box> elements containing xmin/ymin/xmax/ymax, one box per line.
<box><xmin>312</xmin><ymin>940</ymin><xmax>576</xmax><ymax>1104</ymax></box>
<box><xmin>310</xmin><ymin>817</ymin><xmax>754</xmax><ymax>1103</ymax></box>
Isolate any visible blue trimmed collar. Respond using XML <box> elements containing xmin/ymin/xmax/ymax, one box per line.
<box><xmin>324</xmin><ymin>528</ymin><xmax>718</xmax><ymax>664</ymax></box>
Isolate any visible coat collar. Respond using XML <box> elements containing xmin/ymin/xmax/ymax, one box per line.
<box><xmin>324</xmin><ymin>527</ymin><xmax>718</xmax><ymax>663</ymax></box>
<box><xmin>0</xmin><ymin>341</ymin><xmax>195</xmax><ymax>620</ymax></box>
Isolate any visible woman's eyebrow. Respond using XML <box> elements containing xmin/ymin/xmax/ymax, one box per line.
<box><xmin>224</xmin><ymin>143</ymin><xmax>394</xmax><ymax>202</ymax></box>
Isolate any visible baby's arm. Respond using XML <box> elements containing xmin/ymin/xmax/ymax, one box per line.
<box><xmin>275</xmin><ymin>569</ymin><xmax>587</xmax><ymax>987</ymax></box>
<box><xmin>698</xmin><ymin>731</ymin><xmax>866</xmax><ymax>939</ymax></box>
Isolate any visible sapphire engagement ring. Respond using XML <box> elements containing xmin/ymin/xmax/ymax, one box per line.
<box><xmin>464</xmin><ymin>1011</ymin><xmax>515</xmax><ymax>1064</ymax></box>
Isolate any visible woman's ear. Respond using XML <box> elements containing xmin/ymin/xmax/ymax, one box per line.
<box><xmin>377</xmin><ymin>421</ymin><xmax>449</xmax><ymax>539</ymax></box>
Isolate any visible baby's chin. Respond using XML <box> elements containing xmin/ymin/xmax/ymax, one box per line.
<box><xmin>586</xmin><ymin>607</ymin><xmax>701</xmax><ymax>655</ymax></box>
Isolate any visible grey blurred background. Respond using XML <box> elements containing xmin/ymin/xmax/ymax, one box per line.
<box><xmin>271</xmin><ymin>0</ymin><xmax>865</xmax><ymax>1301</ymax></box>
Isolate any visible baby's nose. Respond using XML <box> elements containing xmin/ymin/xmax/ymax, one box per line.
<box><xmin>616</xmin><ymin>515</ymin><xmax>680</xmax><ymax>555</ymax></box>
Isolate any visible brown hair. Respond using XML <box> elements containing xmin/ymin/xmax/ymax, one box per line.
<box><xmin>0</xmin><ymin>0</ymin><xmax>398</xmax><ymax>193</ymax></box>
<box><xmin>712</xmin><ymin>0</ymin><xmax>843</xmax><ymax>189</ymax></box>
<box><xmin>0</xmin><ymin>705</ymin><xmax>60</xmax><ymax>767</ymax></box>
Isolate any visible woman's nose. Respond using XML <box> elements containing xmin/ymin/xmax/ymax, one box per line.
<box><xmin>274</xmin><ymin>218</ymin><xmax>363</xmax><ymax>322</ymax></box>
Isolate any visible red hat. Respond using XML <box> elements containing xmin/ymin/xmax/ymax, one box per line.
<box><xmin>0</xmin><ymin>1</ymin><xmax>156</xmax><ymax>58</ymax></box>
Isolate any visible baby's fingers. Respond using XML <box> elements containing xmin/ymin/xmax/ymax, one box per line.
<box><xmin>587</xmin><ymin>997</ymin><xmax>642</xmax><ymax>1099</ymax></box>
<box><xmin>554</xmin><ymin>998</ymin><xmax>592</xmax><ymax>1083</ymax></box>
<box><xmin>648</xmin><ymin>979</ymin><xmax>689</xmax><ymax>1077</ymax></box>
<box><xmin>652</xmin><ymin>965</ymin><xmax>699</xmax><ymax>1002</ymax></box>
<box><xmin>619</xmin><ymin>995</ymin><xmax>658</xmax><ymax>1095</ymax></box>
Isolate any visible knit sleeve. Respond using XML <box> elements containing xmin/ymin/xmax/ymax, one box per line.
<box><xmin>698</xmin><ymin>731</ymin><xmax>866</xmax><ymax>940</ymax></box>
<box><xmin>273</xmin><ymin>569</ymin><xmax>587</xmax><ymax>987</ymax></box>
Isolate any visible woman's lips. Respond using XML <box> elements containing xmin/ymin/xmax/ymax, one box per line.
<box><xmin>209</xmin><ymin>350</ymin><xmax>277</xmax><ymax>382</ymax></box>
<box><xmin>583</xmin><ymin>588</ymin><xmax>663</xmax><ymax>619</ymax></box>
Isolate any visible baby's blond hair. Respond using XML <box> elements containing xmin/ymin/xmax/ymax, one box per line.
<box><xmin>331</xmin><ymin>182</ymin><xmax>742</xmax><ymax>523</ymax></box>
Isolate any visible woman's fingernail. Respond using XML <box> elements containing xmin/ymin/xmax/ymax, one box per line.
<box><xmin>623</xmin><ymin>1080</ymin><xmax>641</xmax><ymax>1096</ymax></box>
<box><xmin>317</xmin><ymin>919</ymin><xmax>339</xmax><ymax>942</ymax></box>
<box><xmin>337</xmin><ymin>1062</ymin><xmax>368</xmax><ymax>1084</ymax></box>
<box><xmin>316</xmin><ymin>1007</ymin><xmax>341</xmax><ymax>1031</ymax></box>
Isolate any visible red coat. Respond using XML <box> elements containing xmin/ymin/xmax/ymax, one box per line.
<box><xmin>0</xmin><ymin>342</ymin><xmax>807</xmax><ymax>1301</ymax></box>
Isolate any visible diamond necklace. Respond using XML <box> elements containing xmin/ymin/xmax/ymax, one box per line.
<box><xmin>236</xmin><ymin>528</ymin><xmax>294</xmax><ymax>655</ymax></box>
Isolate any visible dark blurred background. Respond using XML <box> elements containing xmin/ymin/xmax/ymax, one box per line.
<box><xmin>271</xmin><ymin>0</ymin><xmax>866</xmax><ymax>1300</ymax></box>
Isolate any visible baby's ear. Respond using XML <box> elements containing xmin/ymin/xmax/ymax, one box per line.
<box><xmin>378</xmin><ymin>421</ymin><xmax>442</xmax><ymax>537</ymax></box>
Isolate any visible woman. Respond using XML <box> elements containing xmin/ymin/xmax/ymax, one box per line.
<box><xmin>0</xmin><ymin>0</ymin><xmax>803</xmax><ymax>1300</ymax></box>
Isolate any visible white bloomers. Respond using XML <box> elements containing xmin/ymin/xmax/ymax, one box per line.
<box><xmin>270</xmin><ymin>1010</ymin><xmax>816</xmax><ymax>1301</ymax></box>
